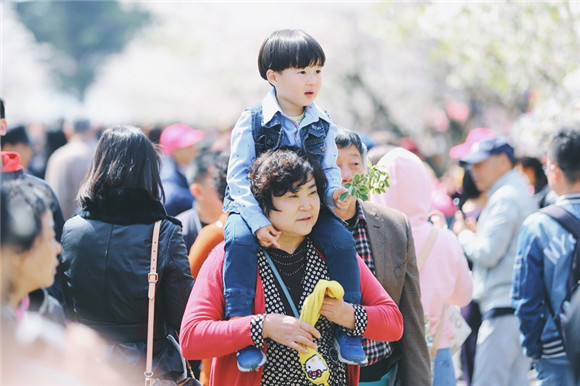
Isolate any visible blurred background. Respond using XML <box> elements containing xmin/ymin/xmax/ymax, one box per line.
<box><xmin>3</xmin><ymin>1</ymin><xmax>580</xmax><ymax>174</ymax></box>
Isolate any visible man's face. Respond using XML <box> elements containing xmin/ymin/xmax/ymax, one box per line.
<box><xmin>336</xmin><ymin>145</ymin><xmax>364</xmax><ymax>184</ymax></box>
<box><xmin>172</xmin><ymin>144</ymin><xmax>198</xmax><ymax>167</ymax></box>
<box><xmin>469</xmin><ymin>154</ymin><xmax>505</xmax><ymax>192</ymax></box>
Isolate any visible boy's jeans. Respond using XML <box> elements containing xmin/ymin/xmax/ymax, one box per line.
<box><xmin>535</xmin><ymin>355</ymin><xmax>572</xmax><ymax>386</ymax></box>
<box><xmin>223</xmin><ymin>207</ymin><xmax>361</xmax><ymax>319</ymax></box>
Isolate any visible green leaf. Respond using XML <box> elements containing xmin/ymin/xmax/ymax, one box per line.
<box><xmin>339</xmin><ymin>192</ymin><xmax>349</xmax><ymax>202</ymax></box>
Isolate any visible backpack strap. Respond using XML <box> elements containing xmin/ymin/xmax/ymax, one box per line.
<box><xmin>541</xmin><ymin>205</ymin><xmax>580</xmax><ymax>287</ymax></box>
<box><xmin>540</xmin><ymin>205</ymin><xmax>580</xmax><ymax>239</ymax></box>
<box><xmin>417</xmin><ymin>227</ymin><xmax>439</xmax><ymax>272</ymax></box>
<box><xmin>539</xmin><ymin>205</ymin><xmax>580</xmax><ymax>335</ymax></box>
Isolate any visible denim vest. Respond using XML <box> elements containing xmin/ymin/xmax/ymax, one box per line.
<box><xmin>223</xmin><ymin>104</ymin><xmax>330</xmax><ymax>213</ymax></box>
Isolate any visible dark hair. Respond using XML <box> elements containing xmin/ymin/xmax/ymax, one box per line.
<box><xmin>213</xmin><ymin>151</ymin><xmax>230</xmax><ymax>202</ymax></box>
<box><xmin>78</xmin><ymin>125</ymin><xmax>164</xmax><ymax>205</ymax></box>
<box><xmin>335</xmin><ymin>127</ymin><xmax>367</xmax><ymax>159</ymax></box>
<box><xmin>459</xmin><ymin>168</ymin><xmax>482</xmax><ymax>207</ymax></box>
<box><xmin>517</xmin><ymin>156</ymin><xmax>548</xmax><ymax>192</ymax></box>
<box><xmin>1</xmin><ymin>179</ymin><xmax>50</xmax><ymax>253</ymax></box>
<box><xmin>73</xmin><ymin>118</ymin><xmax>91</xmax><ymax>133</ymax></box>
<box><xmin>0</xmin><ymin>98</ymin><xmax>4</xmax><ymax>119</ymax></box>
<box><xmin>186</xmin><ymin>149</ymin><xmax>219</xmax><ymax>185</ymax></box>
<box><xmin>258</xmin><ymin>29</ymin><xmax>326</xmax><ymax>81</ymax></box>
<box><xmin>250</xmin><ymin>147</ymin><xmax>327</xmax><ymax>215</ymax></box>
<box><xmin>548</xmin><ymin>128</ymin><xmax>580</xmax><ymax>183</ymax></box>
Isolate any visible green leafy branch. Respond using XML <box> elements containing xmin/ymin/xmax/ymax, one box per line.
<box><xmin>339</xmin><ymin>163</ymin><xmax>390</xmax><ymax>202</ymax></box>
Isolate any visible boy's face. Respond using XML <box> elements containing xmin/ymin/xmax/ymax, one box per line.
<box><xmin>267</xmin><ymin>65</ymin><xmax>322</xmax><ymax>117</ymax></box>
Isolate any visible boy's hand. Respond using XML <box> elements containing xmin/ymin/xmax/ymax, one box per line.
<box><xmin>256</xmin><ymin>225</ymin><xmax>281</xmax><ymax>248</ymax></box>
<box><xmin>333</xmin><ymin>187</ymin><xmax>353</xmax><ymax>210</ymax></box>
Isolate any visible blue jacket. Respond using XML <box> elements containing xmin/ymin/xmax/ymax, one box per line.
<box><xmin>513</xmin><ymin>193</ymin><xmax>580</xmax><ymax>359</ymax></box>
<box><xmin>223</xmin><ymin>89</ymin><xmax>342</xmax><ymax>233</ymax></box>
<box><xmin>161</xmin><ymin>157</ymin><xmax>194</xmax><ymax>217</ymax></box>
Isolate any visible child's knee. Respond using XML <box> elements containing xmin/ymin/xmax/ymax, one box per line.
<box><xmin>225</xmin><ymin>215</ymin><xmax>258</xmax><ymax>248</ymax></box>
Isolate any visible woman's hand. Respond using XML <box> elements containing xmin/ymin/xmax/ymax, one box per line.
<box><xmin>319</xmin><ymin>298</ymin><xmax>355</xmax><ymax>330</ymax></box>
<box><xmin>262</xmin><ymin>314</ymin><xmax>321</xmax><ymax>353</ymax></box>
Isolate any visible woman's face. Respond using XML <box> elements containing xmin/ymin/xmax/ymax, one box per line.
<box><xmin>14</xmin><ymin>211</ymin><xmax>62</xmax><ymax>294</ymax></box>
<box><xmin>268</xmin><ymin>174</ymin><xmax>320</xmax><ymax>240</ymax></box>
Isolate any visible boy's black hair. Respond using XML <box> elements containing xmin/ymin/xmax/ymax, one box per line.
<box><xmin>334</xmin><ymin>127</ymin><xmax>367</xmax><ymax>159</ymax></box>
<box><xmin>258</xmin><ymin>29</ymin><xmax>326</xmax><ymax>81</ymax></box>
<box><xmin>0</xmin><ymin>98</ymin><xmax>5</xmax><ymax>119</ymax></box>
<box><xmin>250</xmin><ymin>147</ymin><xmax>327</xmax><ymax>215</ymax></box>
<box><xmin>549</xmin><ymin>128</ymin><xmax>580</xmax><ymax>184</ymax></box>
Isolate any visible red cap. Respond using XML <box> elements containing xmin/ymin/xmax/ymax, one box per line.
<box><xmin>159</xmin><ymin>123</ymin><xmax>205</xmax><ymax>155</ymax></box>
<box><xmin>449</xmin><ymin>127</ymin><xmax>495</xmax><ymax>159</ymax></box>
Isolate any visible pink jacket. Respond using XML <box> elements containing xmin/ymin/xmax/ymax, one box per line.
<box><xmin>180</xmin><ymin>241</ymin><xmax>404</xmax><ymax>386</ymax></box>
<box><xmin>371</xmin><ymin>148</ymin><xmax>472</xmax><ymax>349</ymax></box>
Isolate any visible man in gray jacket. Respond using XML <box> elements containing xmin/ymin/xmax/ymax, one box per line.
<box><xmin>334</xmin><ymin>129</ymin><xmax>430</xmax><ymax>386</ymax></box>
<box><xmin>453</xmin><ymin>136</ymin><xmax>537</xmax><ymax>386</ymax></box>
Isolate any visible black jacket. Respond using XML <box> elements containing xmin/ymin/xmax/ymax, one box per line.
<box><xmin>60</xmin><ymin>187</ymin><xmax>194</xmax><ymax>381</ymax></box>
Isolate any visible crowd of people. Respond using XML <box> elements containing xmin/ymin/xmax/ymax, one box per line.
<box><xmin>1</xmin><ymin>28</ymin><xmax>580</xmax><ymax>386</ymax></box>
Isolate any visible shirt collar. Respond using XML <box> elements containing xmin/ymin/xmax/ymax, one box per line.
<box><xmin>487</xmin><ymin>169</ymin><xmax>517</xmax><ymax>196</ymax></box>
<box><xmin>261</xmin><ymin>88</ymin><xmax>331</xmax><ymax>126</ymax></box>
<box><xmin>556</xmin><ymin>192</ymin><xmax>580</xmax><ymax>205</ymax></box>
<box><xmin>346</xmin><ymin>200</ymin><xmax>367</xmax><ymax>230</ymax></box>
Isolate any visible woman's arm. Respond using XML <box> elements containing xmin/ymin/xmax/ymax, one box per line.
<box><xmin>180</xmin><ymin>245</ymin><xmax>255</xmax><ymax>360</ymax></box>
<box><xmin>358</xmin><ymin>257</ymin><xmax>404</xmax><ymax>341</ymax></box>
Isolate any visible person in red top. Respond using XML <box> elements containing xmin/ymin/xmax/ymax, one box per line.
<box><xmin>0</xmin><ymin>99</ymin><xmax>65</xmax><ymax>304</ymax></box>
<box><xmin>180</xmin><ymin>147</ymin><xmax>403</xmax><ymax>386</ymax></box>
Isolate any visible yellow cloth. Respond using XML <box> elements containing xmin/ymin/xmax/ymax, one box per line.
<box><xmin>298</xmin><ymin>280</ymin><xmax>344</xmax><ymax>386</ymax></box>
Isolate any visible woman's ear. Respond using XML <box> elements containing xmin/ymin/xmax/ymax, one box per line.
<box><xmin>266</xmin><ymin>69</ymin><xmax>278</xmax><ymax>86</ymax></box>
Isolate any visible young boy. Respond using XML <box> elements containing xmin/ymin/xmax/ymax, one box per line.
<box><xmin>223</xmin><ymin>29</ymin><xmax>366</xmax><ymax>372</ymax></box>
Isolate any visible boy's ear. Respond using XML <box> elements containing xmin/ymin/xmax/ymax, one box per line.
<box><xmin>266</xmin><ymin>69</ymin><xmax>278</xmax><ymax>86</ymax></box>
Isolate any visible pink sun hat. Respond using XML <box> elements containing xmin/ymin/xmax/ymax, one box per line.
<box><xmin>159</xmin><ymin>123</ymin><xmax>205</xmax><ymax>155</ymax></box>
<box><xmin>449</xmin><ymin>127</ymin><xmax>495</xmax><ymax>159</ymax></box>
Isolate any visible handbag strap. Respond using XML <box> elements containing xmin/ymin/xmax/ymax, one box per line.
<box><xmin>145</xmin><ymin>220</ymin><xmax>162</xmax><ymax>384</ymax></box>
<box><xmin>431</xmin><ymin>303</ymin><xmax>447</xmax><ymax>358</ymax></box>
<box><xmin>418</xmin><ymin>227</ymin><xmax>439</xmax><ymax>272</ymax></box>
<box><xmin>262</xmin><ymin>248</ymin><xmax>300</xmax><ymax>318</ymax></box>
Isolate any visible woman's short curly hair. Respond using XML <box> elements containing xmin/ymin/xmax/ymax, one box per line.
<box><xmin>250</xmin><ymin>147</ymin><xmax>327</xmax><ymax>215</ymax></box>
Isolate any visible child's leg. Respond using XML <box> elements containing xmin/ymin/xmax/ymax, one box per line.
<box><xmin>223</xmin><ymin>212</ymin><xmax>260</xmax><ymax>319</ymax></box>
<box><xmin>311</xmin><ymin>207</ymin><xmax>366</xmax><ymax>365</ymax></box>
<box><xmin>310</xmin><ymin>207</ymin><xmax>361</xmax><ymax>305</ymax></box>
